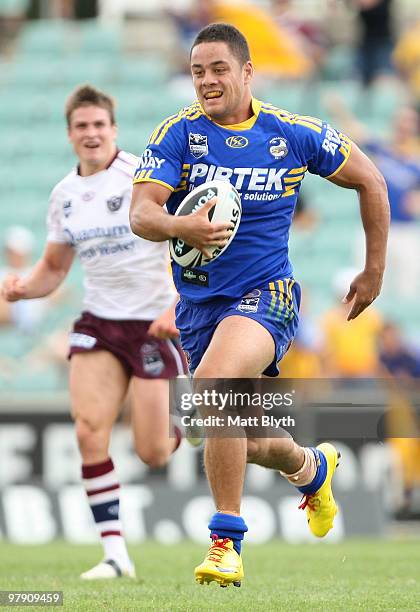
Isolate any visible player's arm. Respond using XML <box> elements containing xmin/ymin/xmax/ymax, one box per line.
<box><xmin>1</xmin><ymin>242</ymin><xmax>75</xmax><ymax>302</ymax></box>
<box><xmin>328</xmin><ymin>142</ymin><xmax>390</xmax><ymax>320</ymax></box>
<box><xmin>130</xmin><ymin>182</ymin><xmax>178</xmax><ymax>241</ymax></box>
<box><xmin>130</xmin><ymin>182</ymin><xmax>233</xmax><ymax>257</ymax></box>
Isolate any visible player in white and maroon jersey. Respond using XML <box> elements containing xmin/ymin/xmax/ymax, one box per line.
<box><xmin>1</xmin><ymin>85</ymin><xmax>187</xmax><ymax>580</ymax></box>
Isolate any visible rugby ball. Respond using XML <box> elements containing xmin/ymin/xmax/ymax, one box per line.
<box><xmin>169</xmin><ymin>180</ymin><xmax>242</xmax><ymax>267</ymax></box>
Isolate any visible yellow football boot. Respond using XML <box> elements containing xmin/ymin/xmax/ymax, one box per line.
<box><xmin>299</xmin><ymin>442</ymin><xmax>340</xmax><ymax>538</ymax></box>
<box><xmin>195</xmin><ymin>535</ymin><xmax>243</xmax><ymax>587</ymax></box>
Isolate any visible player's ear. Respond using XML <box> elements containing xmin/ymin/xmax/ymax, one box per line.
<box><xmin>243</xmin><ymin>61</ymin><xmax>254</xmax><ymax>85</ymax></box>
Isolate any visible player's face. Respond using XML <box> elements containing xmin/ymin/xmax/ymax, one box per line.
<box><xmin>68</xmin><ymin>105</ymin><xmax>117</xmax><ymax>173</ymax></box>
<box><xmin>191</xmin><ymin>42</ymin><xmax>253</xmax><ymax>124</ymax></box>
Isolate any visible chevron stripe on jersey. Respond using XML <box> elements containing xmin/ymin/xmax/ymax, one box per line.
<box><xmin>133</xmin><ymin>98</ymin><xmax>352</xmax><ymax>303</ymax></box>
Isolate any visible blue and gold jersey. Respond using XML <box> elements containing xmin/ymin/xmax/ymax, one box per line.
<box><xmin>133</xmin><ymin>98</ymin><xmax>351</xmax><ymax>302</ymax></box>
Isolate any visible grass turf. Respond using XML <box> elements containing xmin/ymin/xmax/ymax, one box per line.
<box><xmin>0</xmin><ymin>540</ymin><xmax>419</xmax><ymax>611</ymax></box>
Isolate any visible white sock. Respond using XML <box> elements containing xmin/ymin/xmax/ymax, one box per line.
<box><xmin>102</xmin><ymin>536</ymin><xmax>132</xmax><ymax>569</ymax></box>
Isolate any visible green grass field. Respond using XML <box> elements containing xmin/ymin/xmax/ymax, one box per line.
<box><xmin>0</xmin><ymin>540</ymin><xmax>419</xmax><ymax>611</ymax></box>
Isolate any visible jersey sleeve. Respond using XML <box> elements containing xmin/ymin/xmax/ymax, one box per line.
<box><xmin>133</xmin><ymin>116</ymin><xmax>185</xmax><ymax>192</ymax></box>
<box><xmin>46</xmin><ymin>186</ymin><xmax>70</xmax><ymax>244</ymax></box>
<box><xmin>293</xmin><ymin>116</ymin><xmax>352</xmax><ymax>178</ymax></box>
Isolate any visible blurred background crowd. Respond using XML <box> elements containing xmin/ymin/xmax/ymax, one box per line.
<box><xmin>1</xmin><ymin>0</ymin><xmax>419</xmax><ymax>389</ymax></box>
<box><xmin>0</xmin><ymin>0</ymin><xmax>420</xmax><ymax>525</ymax></box>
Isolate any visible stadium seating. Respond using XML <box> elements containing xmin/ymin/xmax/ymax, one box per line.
<box><xmin>0</xmin><ymin>18</ymin><xmax>415</xmax><ymax>392</ymax></box>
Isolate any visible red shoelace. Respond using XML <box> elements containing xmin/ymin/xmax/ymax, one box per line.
<box><xmin>298</xmin><ymin>494</ymin><xmax>318</xmax><ymax>511</ymax></box>
<box><xmin>207</xmin><ymin>534</ymin><xmax>231</xmax><ymax>563</ymax></box>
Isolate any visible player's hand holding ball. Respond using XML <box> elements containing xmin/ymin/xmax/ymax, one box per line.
<box><xmin>1</xmin><ymin>274</ymin><xmax>27</xmax><ymax>302</ymax></box>
<box><xmin>177</xmin><ymin>197</ymin><xmax>230</xmax><ymax>257</ymax></box>
<box><xmin>169</xmin><ymin>180</ymin><xmax>242</xmax><ymax>267</ymax></box>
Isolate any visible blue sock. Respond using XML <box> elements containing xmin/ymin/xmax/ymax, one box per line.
<box><xmin>297</xmin><ymin>447</ymin><xmax>327</xmax><ymax>495</ymax></box>
<box><xmin>208</xmin><ymin>512</ymin><xmax>248</xmax><ymax>555</ymax></box>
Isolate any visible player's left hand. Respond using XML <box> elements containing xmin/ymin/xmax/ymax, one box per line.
<box><xmin>342</xmin><ymin>269</ymin><xmax>383</xmax><ymax>321</ymax></box>
<box><xmin>148</xmin><ymin>309</ymin><xmax>180</xmax><ymax>339</ymax></box>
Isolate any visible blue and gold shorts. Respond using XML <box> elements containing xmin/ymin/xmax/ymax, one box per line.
<box><xmin>176</xmin><ymin>278</ymin><xmax>301</xmax><ymax>377</ymax></box>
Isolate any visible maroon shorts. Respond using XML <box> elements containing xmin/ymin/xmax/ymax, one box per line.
<box><xmin>69</xmin><ymin>311</ymin><xmax>187</xmax><ymax>379</ymax></box>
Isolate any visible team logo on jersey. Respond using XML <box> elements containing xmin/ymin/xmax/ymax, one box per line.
<box><xmin>63</xmin><ymin>200</ymin><xmax>72</xmax><ymax>218</ymax></box>
<box><xmin>269</xmin><ymin>137</ymin><xmax>288</xmax><ymax>159</ymax></box>
<box><xmin>107</xmin><ymin>195</ymin><xmax>123</xmax><ymax>212</ymax></box>
<box><xmin>189</xmin><ymin>133</ymin><xmax>208</xmax><ymax>159</ymax></box>
<box><xmin>82</xmin><ymin>191</ymin><xmax>95</xmax><ymax>201</ymax></box>
<box><xmin>226</xmin><ymin>135</ymin><xmax>249</xmax><ymax>149</ymax></box>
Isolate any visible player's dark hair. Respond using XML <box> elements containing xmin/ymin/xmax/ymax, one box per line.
<box><xmin>191</xmin><ymin>23</ymin><xmax>251</xmax><ymax>65</ymax></box>
<box><xmin>65</xmin><ymin>84</ymin><xmax>116</xmax><ymax>127</ymax></box>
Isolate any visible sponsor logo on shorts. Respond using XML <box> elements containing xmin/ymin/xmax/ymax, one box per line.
<box><xmin>277</xmin><ymin>341</ymin><xmax>292</xmax><ymax>361</ymax></box>
<box><xmin>141</xmin><ymin>343</ymin><xmax>164</xmax><ymax>376</ymax></box>
<box><xmin>181</xmin><ymin>268</ymin><xmax>209</xmax><ymax>287</ymax></box>
<box><xmin>237</xmin><ymin>296</ymin><xmax>260</xmax><ymax>313</ymax></box>
<box><xmin>69</xmin><ymin>333</ymin><xmax>97</xmax><ymax>349</ymax></box>
<box><xmin>189</xmin><ymin>133</ymin><xmax>208</xmax><ymax>159</ymax></box>
<box><xmin>106</xmin><ymin>195</ymin><xmax>123</xmax><ymax>212</ymax></box>
<box><xmin>184</xmin><ymin>350</ymin><xmax>192</xmax><ymax>368</ymax></box>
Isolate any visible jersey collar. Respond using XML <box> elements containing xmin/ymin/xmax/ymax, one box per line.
<box><xmin>77</xmin><ymin>148</ymin><xmax>120</xmax><ymax>176</ymax></box>
<box><xmin>203</xmin><ymin>98</ymin><xmax>261</xmax><ymax>131</ymax></box>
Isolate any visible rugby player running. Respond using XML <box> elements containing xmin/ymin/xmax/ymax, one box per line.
<box><xmin>130</xmin><ymin>24</ymin><xmax>390</xmax><ymax>587</ymax></box>
<box><xmin>2</xmin><ymin>85</ymin><xmax>187</xmax><ymax>580</ymax></box>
